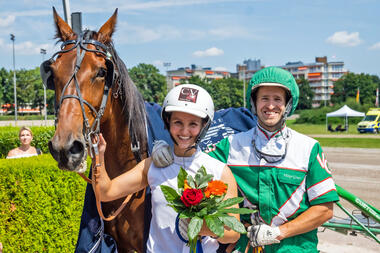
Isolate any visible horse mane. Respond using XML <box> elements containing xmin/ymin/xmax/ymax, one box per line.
<box><xmin>108</xmin><ymin>42</ymin><xmax>148</xmax><ymax>151</ymax></box>
<box><xmin>87</xmin><ymin>30</ymin><xmax>148</xmax><ymax>153</ymax></box>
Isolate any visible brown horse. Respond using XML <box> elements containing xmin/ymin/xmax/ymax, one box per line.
<box><xmin>42</xmin><ymin>8</ymin><xmax>148</xmax><ymax>252</ymax></box>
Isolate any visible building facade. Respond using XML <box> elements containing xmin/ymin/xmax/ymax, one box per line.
<box><xmin>236</xmin><ymin>57</ymin><xmax>347</xmax><ymax>107</ymax></box>
<box><xmin>166</xmin><ymin>64</ymin><xmax>230</xmax><ymax>90</ymax></box>
<box><xmin>281</xmin><ymin>57</ymin><xmax>347</xmax><ymax>106</ymax></box>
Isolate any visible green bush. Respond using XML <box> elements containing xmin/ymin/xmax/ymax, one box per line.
<box><xmin>0</xmin><ymin>155</ymin><xmax>87</xmax><ymax>252</ymax></box>
<box><xmin>0</xmin><ymin>126</ymin><xmax>54</xmax><ymax>158</ymax></box>
<box><xmin>0</xmin><ymin>115</ymin><xmax>55</xmax><ymax>121</ymax></box>
<box><xmin>295</xmin><ymin>100</ymin><xmax>371</xmax><ymax>125</ymax></box>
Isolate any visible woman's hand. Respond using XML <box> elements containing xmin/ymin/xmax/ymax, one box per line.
<box><xmin>97</xmin><ymin>133</ymin><xmax>107</xmax><ymax>155</ymax></box>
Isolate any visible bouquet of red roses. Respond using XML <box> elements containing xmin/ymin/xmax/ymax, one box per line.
<box><xmin>160</xmin><ymin>166</ymin><xmax>255</xmax><ymax>253</ymax></box>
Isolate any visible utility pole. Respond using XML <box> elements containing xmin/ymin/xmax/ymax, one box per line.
<box><xmin>10</xmin><ymin>34</ymin><xmax>17</xmax><ymax>123</ymax></box>
<box><xmin>62</xmin><ymin>0</ymin><xmax>72</xmax><ymax>26</ymax></box>
<box><xmin>242</xmin><ymin>66</ymin><xmax>247</xmax><ymax>108</ymax></box>
<box><xmin>164</xmin><ymin>62</ymin><xmax>171</xmax><ymax>91</ymax></box>
<box><xmin>40</xmin><ymin>48</ymin><xmax>47</xmax><ymax>125</ymax></box>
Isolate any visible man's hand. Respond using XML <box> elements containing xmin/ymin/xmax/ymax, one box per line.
<box><xmin>247</xmin><ymin>224</ymin><xmax>281</xmax><ymax>247</ymax></box>
<box><xmin>151</xmin><ymin>140</ymin><xmax>173</xmax><ymax>168</ymax></box>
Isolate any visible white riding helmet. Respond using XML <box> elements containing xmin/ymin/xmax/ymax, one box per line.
<box><xmin>162</xmin><ymin>84</ymin><xmax>214</xmax><ymax>145</ymax></box>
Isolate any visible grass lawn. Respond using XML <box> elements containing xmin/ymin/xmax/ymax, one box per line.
<box><xmin>287</xmin><ymin>120</ymin><xmax>380</xmax><ymax>149</ymax></box>
<box><xmin>287</xmin><ymin>120</ymin><xmax>361</xmax><ymax>134</ymax></box>
<box><xmin>315</xmin><ymin>138</ymin><xmax>380</xmax><ymax>149</ymax></box>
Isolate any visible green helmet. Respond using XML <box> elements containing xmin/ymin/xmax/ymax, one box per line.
<box><xmin>246</xmin><ymin>67</ymin><xmax>299</xmax><ymax>117</ymax></box>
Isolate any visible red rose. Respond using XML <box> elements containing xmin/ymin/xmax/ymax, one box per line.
<box><xmin>181</xmin><ymin>188</ymin><xmax>203</xmax><ymax>207</ymax></box>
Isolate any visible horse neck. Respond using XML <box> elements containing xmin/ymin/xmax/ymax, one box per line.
<box><xmin>100</xmin><ymin>97</ymin><xmax>141</xmax><ymax>179</ymax></box>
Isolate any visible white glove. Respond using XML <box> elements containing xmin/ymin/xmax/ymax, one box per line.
<box><xmin>247</xmin><ymin>224</ymin><xmax>281</xmax><ymax>247</ymax></box>
<box><xmin>178</xmin><ymin>218</ymin><xmax>190</xmax><ymax>241</ymax></box>
<box><xmin>151</xmin><ymin>140</ymin><xmax>173</xmax><ymax>168</ymax></box>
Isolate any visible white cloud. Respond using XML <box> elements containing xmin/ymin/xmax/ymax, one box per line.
<box><xmin>0</xmin><ymin>15</ymin><xmax>15</xmax><ymax>27</ymax></box>
<box><xmin>369</xmin><ymin>42</ymin><xmax>380</xmax><ymax>50</ymax></box>
<box><xmin>152</xmin><ymin>60</ymin><xmax>164</xmax><ymax>67</ymax></box>
<box><xmin>193</xmin><ymin>47</ymin><xmax>224</xmax><ymax>57</ymax></box>
<box><xmin>326</xmin><ymin>31</ymin><xmax>362</xmax><ymax>47</ymax></box>
<box><xmin>209</xmin><ymin>26</ymin><xmax>258</xmax><ymax>39</ymax></box>
<box><xmin>214</xmin><ymin>66</ymin><xmax>228</xmax><ymax>71</ymax></box>
<box><xmin>116</xmin><ymin>22</ymin><xmax>181</xmax><ymax>44</ymax></box>
<box><xmin>0</xmin><ymin>40</ymin><xmax>58</xmax><ymax>56</ymax></box>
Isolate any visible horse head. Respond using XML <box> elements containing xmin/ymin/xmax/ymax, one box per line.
<box><xmin>43</xmin><ymin>8</ymin><xmax>119</xmax><ymax>172</ymax></box>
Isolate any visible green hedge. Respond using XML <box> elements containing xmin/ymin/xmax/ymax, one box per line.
<box><xmin>0</xmin><ymin>155</ymin><xmax>88</xmax><ymax>252</ymax></box>
<box><xmin>0</xmin><ymin>126</ymin><xmax>54</xmax><ymax>158</ymax></box>
<box><xmin>0</xmin><ymin>115</ymin><xmax>55</xmax><ymax>121</ymax></box>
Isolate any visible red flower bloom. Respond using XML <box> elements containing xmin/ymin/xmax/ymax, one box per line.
<box><xmin>181</xmin><ymin>188</ymin><xmax>203</xmax><ymax>207</ymax></box>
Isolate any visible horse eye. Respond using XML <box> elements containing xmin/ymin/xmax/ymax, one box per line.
<box><xmin>97</xmin><ymin>68</ymin><xmax>106</xmax><ymax>78</ymax></box>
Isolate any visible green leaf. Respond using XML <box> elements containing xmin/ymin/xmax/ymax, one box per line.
<box><xmin>195</xmin><ymin>207</ymin><xmax>208</xmax><ymax>218</ymax></box>
<box><xmin>217</xmin><ymin>197</ymin><xmax>244</xmax><ymax>209</ymax></box>
<box><xmin>219</xmin><ymin>207</ymin><xmax>256</xmax><ymax>214</ymax></box>
<box><xmin>219</xmin><ymin>216</ymin><xmax>247</xmax><ymax>234</ymax></box>
<box><xmin>187</xmin><ymin>175</ymin><xmax>196</xmax><ymax>189</ymax></box>
<box><xmin>198</xmin><ymin>166</ymin><xmax>207</xmax><ymax>176</ymax></box>
<box><xmin>177</xmin><ymin>167</ymin><xmax>188</xmax><ymax>190</ymax></box>
<box><xmin>194</xmin><ymin>172</ymin><xmax>202</xmax><ymax>187</ymax></box>
<box><xmin>198</xmin><ymin>174</ymin><xmax>214</xmax><ymax>189</ymax></box>
<box><xmin>205</xmin><ymin>215</ymin><xmax>224</xmax><ymax>238</ymax></box>
<box><xmin>188</xmin><ymin>217</ymin><xmax>203</xmax><ymax>240</ymax></box>
<box><xmin>160</xmin><ymin>185</ymin><xmax>180</xmax><ymax>203</ymax></box>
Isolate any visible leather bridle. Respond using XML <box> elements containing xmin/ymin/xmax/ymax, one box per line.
<box><xmin>41</xmin><ymin>33</ymin><xmax>135</xmax><ymax>221</ymax></box>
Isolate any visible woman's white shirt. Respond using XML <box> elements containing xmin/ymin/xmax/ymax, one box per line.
<box><xmin>147</xmin><ymin>148</ymin><xmax>225</xmax><ymax>253</ymax></box>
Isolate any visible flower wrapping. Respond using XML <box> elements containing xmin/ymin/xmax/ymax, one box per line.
<box><xmin>160</xmin><ymin>166</ymin><xmax>255</xmax><ymax>252</ymax></box>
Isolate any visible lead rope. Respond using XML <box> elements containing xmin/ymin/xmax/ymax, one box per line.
<box><xmin>81</xmin><ymin>134</ymin><xmax>133</xmax><ymax>221</ymax></box>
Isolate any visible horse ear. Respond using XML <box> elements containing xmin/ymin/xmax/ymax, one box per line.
<box><xmin>97</xmin><ymin>9</ymin><xmax>118</xmax><ymax>44</ymax></box>
<box><xmin>53</xmin><ymin>7</ymin><xmax>75</xmax><ymax>41</ymax></box>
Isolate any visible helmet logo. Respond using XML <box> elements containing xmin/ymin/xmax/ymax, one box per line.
<box><xmin>179</xmin><ymin>87</ymin><xmax>199</xmax><ymax>103</ymax></box>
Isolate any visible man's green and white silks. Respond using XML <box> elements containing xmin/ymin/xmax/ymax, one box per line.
<box><xmin>206</xmin><ymin>125</ymin><xmax>339</xmax><ymax>252</ymax></box>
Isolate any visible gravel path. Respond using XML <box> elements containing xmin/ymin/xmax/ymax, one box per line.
<box><xmin>317</xmin><ymin>147</ymin><xmax>380</xmax><ymax>252</ymax></box>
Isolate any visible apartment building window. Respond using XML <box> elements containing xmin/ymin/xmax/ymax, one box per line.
<box><xmin>331</xmin><ymin>65</ymin><xmax>343</xmax><ymax>72</ymax></box>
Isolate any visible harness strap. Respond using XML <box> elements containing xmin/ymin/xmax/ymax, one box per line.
<box><xmin>92</xmin><ymin>152</ymin><xmax>133</xmax><ymax>221</ymax></box>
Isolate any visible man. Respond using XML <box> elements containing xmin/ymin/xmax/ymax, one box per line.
<box><xmin>153</xmin><ymin>67</ymin><xmax>339</xmax><ymax>252</ymax></box>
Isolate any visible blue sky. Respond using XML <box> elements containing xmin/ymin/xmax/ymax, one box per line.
<box><xmin>0</xmin><ymin>0</ymin><xmax>379</xmax><ymax>76</ymax></box>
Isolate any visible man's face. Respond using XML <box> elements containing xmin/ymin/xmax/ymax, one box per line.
<box><xmin>255</xmin><ymin>86</ymin><xmax>287</xmax><ymax>132</ymax></box>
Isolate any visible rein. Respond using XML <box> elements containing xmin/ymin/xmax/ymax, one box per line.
<box><xmin>46</xmin><ymin>33</ymin><xmax>141</xmax><ymax>221</ymax></box>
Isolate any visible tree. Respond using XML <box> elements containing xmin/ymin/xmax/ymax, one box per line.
<box><xmin>331</xmin><ymin>72</ymin><xmax>378</xmax><ymax>105</ymax></box>
<box><xmin>296</xmin><ymin>78</ymin><xmax>313</xmax><ymax>110</ymax></box>
<box><xmin>0</xmin><ymin>68</ymin><xmax>13</xmax><ymax>106</ymax></box>
<box><xmin>129</xmin><ymin>63</ymin><xmax>166</xmax><ymax>104</ymax></box>
<box><xmin>182</xmin><ymin>76</ymin><xmax>244</xmax><ymax>110</ymax></box>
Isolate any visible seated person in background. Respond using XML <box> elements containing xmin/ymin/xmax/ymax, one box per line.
<box><xmin>328</xmin><ymin>124</ymin><xmax>335</xmax><ymax>132</ymax></box>
<box><xmin>335</xmin><ymin>124</ymin><xmax>346</xmax><ymax>132</ymax></box>
<box><xmin>6</xmin><ymin>126</ymin><xmax>42</xmax><ymax>159</ymax></box>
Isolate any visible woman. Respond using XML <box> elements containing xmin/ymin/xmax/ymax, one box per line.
<box><xmin>94</xmin><ymin>84</ymin><xmax>240</xmax><ymax>253</ymax></box>
<box><xmin>7</xmin><ymin>126</ymin><xmax>42</xmax><ymax>159</ymax></box>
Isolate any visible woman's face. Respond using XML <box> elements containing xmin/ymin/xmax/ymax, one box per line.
<box><xmin>169</xmin><ymin>111</ymin><xmax>203</xmax><ymax>153</ymax></box>
<box><xmin>19</xmin><ymin>130</ymin><xmax>33</xmax><ymax>146</ymax></box>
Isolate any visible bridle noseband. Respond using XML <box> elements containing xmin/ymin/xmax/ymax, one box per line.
<box><xmin>40</xmin><ymin>32</ymin><xmax>117</xmax><ymax>158</ymax></box>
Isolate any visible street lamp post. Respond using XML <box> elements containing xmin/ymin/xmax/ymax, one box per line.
<box><xmin>163</xmin><ymin>62</ymin><xmax>171</xmax><ymax>91</ymax></box>
<box><xmin>10</xmin><ymin>34</ymin><xmax>17</xmax><ymax>123</ymax></box>
<box><xmin>243</xmin><ymin>67</ymin><xmax>246</xmax><ymax>108</ymax></box>
<box><xmin>40</xmin><ymin>48</ymin><xmax>47</xmax><ymax>125</ymax></box>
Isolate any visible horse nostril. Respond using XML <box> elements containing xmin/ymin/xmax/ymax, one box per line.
<box><xmin>69</xmin><ymin>140</ymin><xmax>84</xmax><ymax>155</ymax></box>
